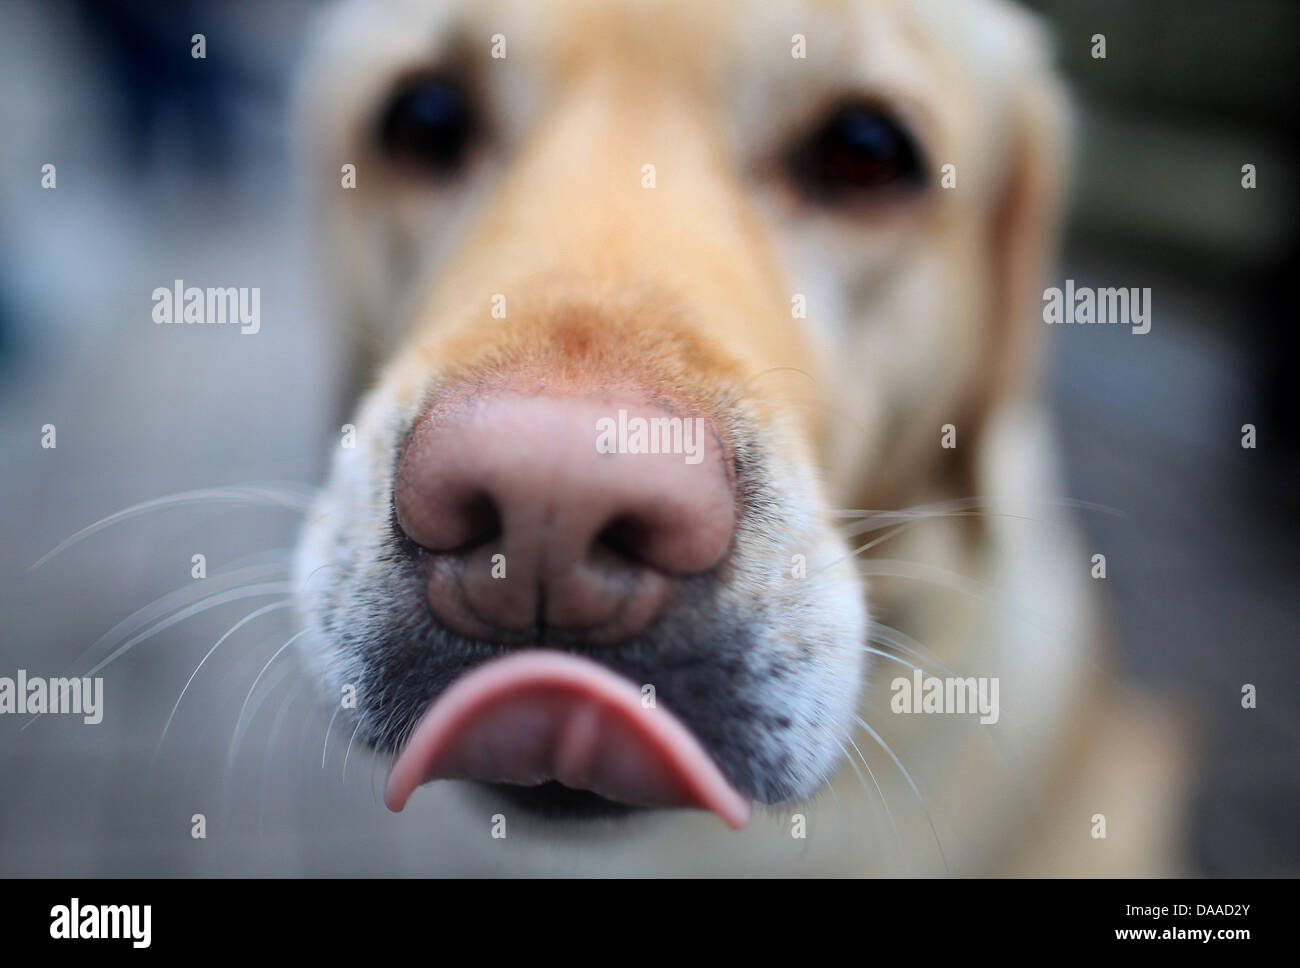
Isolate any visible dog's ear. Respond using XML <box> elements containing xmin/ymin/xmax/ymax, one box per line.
<box><xmin>955</xmin><ymin>28</ymin><xmax>1073</xmax><ymax>500</ymax></box>
<box><xmin>990</xmin><ymin>60</ymin><xmax>1072</xmax><ymax>398</ymax></box>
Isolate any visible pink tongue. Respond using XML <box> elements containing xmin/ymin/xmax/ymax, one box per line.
<box><xmin>384</xmin><ymin>651</ymin><xmax>751</xmax><ymax>828</ymax></box>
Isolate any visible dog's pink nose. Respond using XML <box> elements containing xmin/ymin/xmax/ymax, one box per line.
<box><xmin>394</xmin><ymin>393</ymin><xmax>735</xmax><ymax>644</ymax></box>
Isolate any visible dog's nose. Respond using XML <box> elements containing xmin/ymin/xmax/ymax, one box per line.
<box><xmin>394</xmin><ymin>393</ymin><xmax>735</xmax><ymax>644</ymax></box>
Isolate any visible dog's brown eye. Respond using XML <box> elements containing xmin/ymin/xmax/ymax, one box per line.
<box><xmin>376</xmin><ymin>74</ymin><xmax>476</xmax><ymax>174</ymax></box>
<box><xmin>787</xmin><ymin>102</ymin><xmax>924</xmax><ymax>204</ymax></box>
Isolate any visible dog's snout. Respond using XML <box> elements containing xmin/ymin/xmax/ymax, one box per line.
<box><xmin>394</xmin><ymin>393</ymin><xmax>735</xmax><ymax>644</ymax></box>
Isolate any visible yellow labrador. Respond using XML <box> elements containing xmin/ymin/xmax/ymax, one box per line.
<box><xmin>292</xmin><ymin>0</ymin><xmax>1186</xmax><ymax>874</ymax></box>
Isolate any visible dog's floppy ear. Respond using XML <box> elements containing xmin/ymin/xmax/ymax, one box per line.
<box><xmin>956</xmin><ymin>28</ymin><xmax>1073</xmax><ymax>497</ymax></box>
<box><xmin>990</xmin><ymin>62</ymin><xmax>1072</xmax><ymax>397</ymax></box>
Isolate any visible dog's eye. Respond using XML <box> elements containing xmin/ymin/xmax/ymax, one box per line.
<box><xmin>376</xmin><ymin>74</ymin><xmax>476</xmax><ymax>174</ymax></box>
<box><xmin>787</xmin><ymin>102</ymin><xmax>925</xmax><ymax>204</ymax></box>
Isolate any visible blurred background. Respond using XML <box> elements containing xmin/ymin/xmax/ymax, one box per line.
<box><xmin>1</xmin><ymin>0</ymin><xmax>1296</xmax><ymax>875</ymax></box>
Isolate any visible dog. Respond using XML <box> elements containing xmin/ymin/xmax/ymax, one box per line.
<box><xmin>291</xmin><ymin>0</ymin><xmax>1187</xmax><ymax>874</ymax></box>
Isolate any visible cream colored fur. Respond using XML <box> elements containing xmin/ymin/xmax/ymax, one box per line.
<box><xmin>294</xmin><ymin>0</ymin><xmax>1187</xmax><ymax>874</ymax></box>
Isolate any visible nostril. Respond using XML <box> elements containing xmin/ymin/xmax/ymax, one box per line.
<box><xmin>596</xmin><ymin>514</ymin><xmax>653</xmax><ymax>565</ymax></box>
<box><xmin>396</xmin><ymin>483</ymin><xmax>503</xmax><ymax>554</ymax></box>
<box><xmin>450</xmin><ymin>491</ymin><xmax>502</xmax><ymax>553</ymax></box>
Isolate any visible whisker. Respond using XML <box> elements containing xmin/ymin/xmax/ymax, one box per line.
<box><xmin>845</xmin><ymin>730</ymin><xmax>901</xmax><ymax>855</ymax></box>
<box><xmin>18</xmin><ymin>581</ymin><xmax>296</xmax><ymax>733</ymax></box>
<box><xmin>74</xmin><ymin>562</ymin><xmax>292</xmax><ymax>670</ymax></box>
<box><xmin>805</xmin><ymin>518</ymin><xmax>930</xmax><ymax>582</ymax></box>
<box><xmin>260</xmin><ymin>681</ymin><xmax>303</xmax><ymax>840</ymax></box>
<box><xmin>815</xmin><ymin>627</ymin><xmax>1030</xmax><ymax>791</ymax></box>
<box><xmin>829</xmin><ymin>733</ymin><xmax>870</xmax><ymax>801</ymax></box>
<box><xmin>814</xmin><ymin>733</ymin><xmax>849</xmax><ymax>849</ymax></box>
<box><xmin>836</xmin><ymin>509</ymin><xmax>1037</xmax><ymax>539</ymax></box>
<box><xmin>828</xmin><ymin>495</ymin><xmax>1125</xmax><ymax>520</ymax></box>
<box><xmin>854</xmin><ymin>558</ymin><xmax>1050</xmax><ymax>630</ymax></box>
<box><xmin>342</xmin><ymin>717</ymin><xmax>366</xmax><ymax>782</ymax></box>
<box><xmin>88</xmin><ymin>581</ymin><xmax>295</xmax><ymax>678</ymax></box>
<box><xmin>29</xmin><ymin>484</ymin><xmax>313</xmax><ymax>571</ymax></box>
<box><xmin>858</xmin><ymin>641</ymin><xmax>1030</xmax><ymax>752</ymax></box>
<box><xmin>322</xmin><ymin>702</ymin><xmax>343</xmax><ymax>769</ymax></box>
<box><xmin>226</xmin><ymin>628</ymin><xmax>310</xmax><ymax>772</ymax></box>
<box><xmin>829</xmin><ymin>729</ymin><xmax>900</xmax><ymax>858</ymax></box>
<box><xmin>220</xmin><ymin>659</ymin><xmax>293</xmax><ymax>821</ymax></box>
<box><xmin>855</xmin><ymin>714</ymin><xmax>949</xmax><ymax>873</ymax></box>
<box><xmin>156</xmin><ymin>598</ymin><xmax>297</xmax><ymax>758</ymax></box>
<box><xmin>867</xmin><ymin>621</ymin><xmax>948</xmax><ymax>673</ymax></box>
<box><xmin>830</xmin><ymin>496</ymin><xmax>997</xmax><ymax>521</ymax></box>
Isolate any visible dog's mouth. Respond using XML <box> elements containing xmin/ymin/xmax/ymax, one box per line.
<box><xmin>383</xmin><ymin>650</ymin><xmax>753</xmax><ymax>828</ymax></box>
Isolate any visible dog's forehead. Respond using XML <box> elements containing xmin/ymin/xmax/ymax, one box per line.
<box><xmin>455</xmin><ymin>0</ymin><xmax>1005</xmax><ymax>76</ymax></box>
<box><xmin>313</xmin><ymin>0</ymin><xmax>1037</xmax><ymax>169</ymax></box>
<box><xmin>321</xmin><ymin>0</ymin><xmax>1021</xmax><ymax>79</ymax></box>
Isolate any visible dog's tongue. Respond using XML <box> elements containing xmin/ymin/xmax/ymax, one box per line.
<box><xmin>384</xmin><ymin>651</ymin><xmax>750</xmax><ymax>828</ymax></box>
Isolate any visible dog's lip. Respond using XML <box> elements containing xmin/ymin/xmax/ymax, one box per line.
<box><xmin>383</xmin><ymin>650</ymin><xmax>752</xmax><ymax>829</ymax></box>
